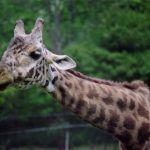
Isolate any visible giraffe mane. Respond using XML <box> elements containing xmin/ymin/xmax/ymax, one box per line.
<box><xmin>67</xmin><ymin>70</ymin><xmax>148</xmax><ymax>90</ymax></box>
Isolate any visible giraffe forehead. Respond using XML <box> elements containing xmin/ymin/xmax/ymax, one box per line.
<box><xmin>9</xmin><ymin>36</ymin><xmax>24</xmax><ymax>46</ymax></box>
<box><xmin>8</xmin><ymin>35</ymin><xmax>42</xmax><ymax>50</ymax></box>
<box><xmin>26</xmin><ymin>44</ymin><xmax>38</xmax><ymax>53</ymax></box>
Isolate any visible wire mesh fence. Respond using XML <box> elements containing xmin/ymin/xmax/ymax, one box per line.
<box><xmin>0</xmin><ymin>113</ymin><xmax>118</xmax><ymax>150</ymax></box>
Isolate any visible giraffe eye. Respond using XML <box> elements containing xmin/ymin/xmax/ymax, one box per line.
<box><xmin>30</xmin><ymin>50</ymin><xmax>41</xmax><ymax>60</ymax></box>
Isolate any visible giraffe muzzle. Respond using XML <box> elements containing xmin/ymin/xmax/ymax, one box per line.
<box><xmin>0</xmin><ymin>64</ymin><xmax>13</xmax><ymax>90</ymax></box>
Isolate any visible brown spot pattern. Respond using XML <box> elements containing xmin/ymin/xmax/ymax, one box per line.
<box><xmin>87</xmin><ymin>85</ymin><xmax>98</xmax><ymax>99</ymax></box>
<box><xmin>67</xmin><ymin>98</ymin><xmax>75</xmax><ymax>107</ymax></box>
<box><xmin>60</xmin><ymin>75</ymin><xmax>63</xmax><ymax>81</ymax></box>
<box><xmin>28</xmin><ymin>67</ymin><xmax>34</xmax><ymax>78</ymax></box>
<box><xmin>63</xmin><ymin>72</ymin><xmax>72</xmax><ymax>79</ymax></box>
<box><xmin>138</xmin><ymin>122</ymin><xmax>150</xmax><ymax>144</ymax></box>
<box><xmin>108</xmin><ymin>109</ymin><xmax>119</xmax><ymax>128</ymax></box>
<box><xmin>123</xmin><ymin>116</ymin><xmax>135</xmax><ymax>130</ymax></box>
<box><xmin>138</xmin><ymin>104</ymin><xmax>149</xmax><ymax>119</ymax></box>
<box><xmin>102</xmin><ymin>97</ymin><xmax>113</xmax><ymax>105</ymax></box>
<box><xmin>117</xmin><ymin>98</ymin><xmax>127</xmax><ymax>111</ymax></box>
<box><xmin>74</xmin><ymin>100</ymin><xmax>86</xmax><ymax>114</ymax></box>
<box><xmin>86</xmin><ymin>104</ymin><xmax>97</xmax><ymax>116</ymax></box>
<box><xmin>129</xmin><ymin>99</ymin><xmax>135</xmax><ymax>110</ymax></box>
<box><xmin>59</xmin><ymin>86</ymin><xmax>66</xmax><ymax>105</ymax></box>
<box><xmin>35</xmin><ymin>70</ymin><xmax>40</xmax><ymax>77</ymax></box>
<box><xmin>92</xmin><ymin>108</ymin><xmax>105</xmax><ymax>124</ymax></box>
<box><xmin>65</xmin><ymin>82</ymin><xmax>72</xmax><ymax>88</ymax></box>
<box><xmin>117</xmin><ymin>131</ymin><xmax>132</xmax><ymax>143</ymax></box>
<box><xmin>107</xmin><ymin>126</ymin><xmax>115</xmax><ymax>134</ymax></box>
<box><xmin>51</xmin><ymin>92</ymin><xmax>57</xmax><ymax>98</ymax></box>
<box><xmin>52</xmin><ymin>76</ymin><xmax>58</xmax><ymax>85</ymax></box>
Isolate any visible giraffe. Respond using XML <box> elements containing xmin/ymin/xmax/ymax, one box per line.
<box><xmin>0</xmin><ymin>18</ymin><xmax>150</xmax><ymax>150</ymax></box>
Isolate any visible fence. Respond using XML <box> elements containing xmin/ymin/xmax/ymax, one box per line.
<box><xmin>0</xmin><ymin>113</ymin><xmax>118</xmax><ymax>150</ymax></box>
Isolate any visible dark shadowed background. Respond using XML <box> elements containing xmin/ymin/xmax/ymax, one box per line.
<box><xmin>0</xmin><ymin>0</ymin><xmax>150</xmax><ymax>149</ymax></box>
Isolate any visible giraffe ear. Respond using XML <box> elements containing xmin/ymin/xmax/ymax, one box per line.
<box><xmin>52</xmin><ymin>55</ymin><xmax>76</xmax><ymax>70</ymax></box>
<box><xmin>46</xmin><ymin>51</ymin><xmax>76</xmax><ymax>70</ymax></box>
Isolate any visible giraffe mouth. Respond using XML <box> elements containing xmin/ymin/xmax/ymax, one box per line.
<box><xmin>0</xmin><ymin>64</ymin><xmax>13</xmax><ymax>91</ymax></box>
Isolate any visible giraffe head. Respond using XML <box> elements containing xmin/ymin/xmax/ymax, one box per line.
<box><xmin>0</xmin><ymin>18</ymin><xmax>76</xmax><ymax>90</ymax></box>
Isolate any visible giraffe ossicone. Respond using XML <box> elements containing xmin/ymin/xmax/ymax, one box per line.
<box><xmin>0</xmin><ymin>18</ymin><xmax>150</xmax><ymax>150</ymax></box>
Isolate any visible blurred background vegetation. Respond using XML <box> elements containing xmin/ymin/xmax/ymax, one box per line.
<box><xmin>0</xmin><ymin>0</ymin><xmax>150</xmax><ymax>149</ymax></box>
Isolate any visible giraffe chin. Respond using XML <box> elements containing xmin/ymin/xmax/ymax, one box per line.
<box><xmin>0</xmin><ymin>64</ymin><xmax>13</xmax><ymax>91</ymax></box>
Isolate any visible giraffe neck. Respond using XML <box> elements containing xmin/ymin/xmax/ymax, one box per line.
<box><xmin>45</xmin><ymin>67</ymin><xmax>150</xmax><ymax>150</ymax></box>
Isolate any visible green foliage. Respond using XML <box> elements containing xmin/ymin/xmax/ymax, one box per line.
<box><xmin>81</xmin><ymin>0</ymin><xmax>150</xmax><ymax>52</ymax></box>
<box><xmin>0</xmin><ymin>87</ymin><xmax>62</xmax><ymax>118</ymax></box>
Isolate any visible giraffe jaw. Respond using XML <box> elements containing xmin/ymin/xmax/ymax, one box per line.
<box><xmin>0</xmin><ymin>64</ymin><xmax>14</xmax><ymax>90</ymax></box>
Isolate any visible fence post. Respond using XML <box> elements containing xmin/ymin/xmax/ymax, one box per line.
<box><xmin>65</xmin><ymin>129</ymin><xmax>70</xmax><ymax>150</ymax></box>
